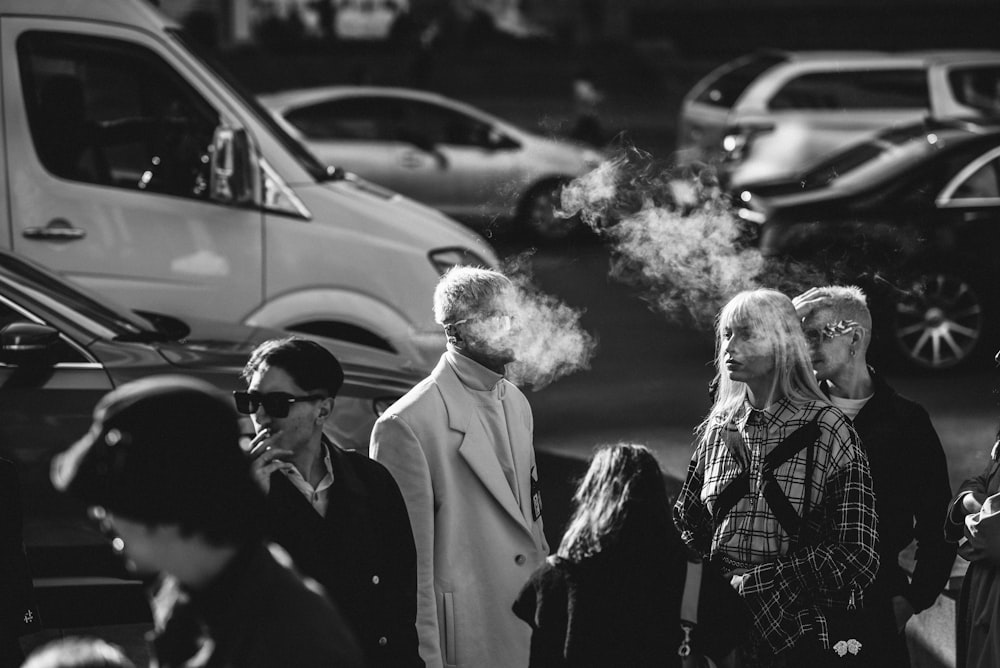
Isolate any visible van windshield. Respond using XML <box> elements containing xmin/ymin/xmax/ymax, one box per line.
<box><xmin>168</xmin><ymin>29</ymin><xmax>335</xmax><ymax>182</ymax></box>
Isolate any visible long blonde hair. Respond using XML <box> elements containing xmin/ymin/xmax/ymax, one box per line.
<box><xmin>697</xmin><ymin>289</ymin><xmax>827</xmax><ymax>447</ymax></box>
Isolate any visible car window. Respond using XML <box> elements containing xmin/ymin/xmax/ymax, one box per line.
<box><xmin>768</xmin><ymin>69</ymin><xmax>929</xmax><ymax>111</ymax></box>
<box><xmin>0</xmin><ymin>296</ymin><xmax>89</xmax><ymax>364</ymax></box>
<box><xmin>950</xmin><ymin>156</ymin><xmax>1000</xmax><ymax>200</ymax></box>
<box><xmin>693</xmin><ymin>53</ymin><xmax>787</xmax><ymax>109</ymax></box>
<box><xmin>398</xmin><ymin>100</ymin><xmax>492</xmax><ymax>147</ymax></box>
<box><xmin>18</xmin><ymin>31</ymin><xmax>219</xmax><ymax>199</ymax></box>
<box><xmin>949</xmin><ymin>67</ymin><xmax>1000</xmax><ymax>114</ymax></box>
<box><xmin>285</xmin><ymin>96</ymin><xmax>402</xmax><ymax>141</ymax></box>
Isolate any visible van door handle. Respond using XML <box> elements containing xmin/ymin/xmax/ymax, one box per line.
<box><xmin>23</xmin><ymin>219</ymin><xmax>86</xmax><ymax>241</ymax></box>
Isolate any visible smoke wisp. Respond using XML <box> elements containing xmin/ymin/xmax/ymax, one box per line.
<box><xmin>559</xmin><ymin>145</ymin><xmax>835</xmax><ymax>329</ymax></box>
<box><xmin>461</xmin><ymin>253</ymin><xmax>598</xmax><ymax>390</ymax></box>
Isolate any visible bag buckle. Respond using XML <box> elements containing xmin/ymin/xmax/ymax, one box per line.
<box><xmin>678</xmin><ymin>621</ymin><xmax>693</xmax><ymax>657</ymax></box>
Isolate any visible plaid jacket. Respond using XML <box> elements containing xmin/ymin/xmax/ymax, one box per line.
<box><xmin>673</xmin><ymin>397</ymin><xmax>879</xmax><ymax>655</ymax></box>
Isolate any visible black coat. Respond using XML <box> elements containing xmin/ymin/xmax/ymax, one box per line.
<box><xmin>512</xmin><ymin>533</ymin><xmax>745</xmax><ymax>668</ymax></box>
<box><xmin>150</xmin><ymin>543</ymin><xmax>363</xmax><ymax>668</ymax></box>
<box><xmin>1</xmin><ymin>457</ymin><xmax>40</xmax><ymax>668</ymax></box>
<box><xmin>838</xmin><ymin>370</ymin><xmax>956</xmax><ymax>613</ymax></box>
<box><xmin>265</xmin><ymin>441</ymin><xmax>423</xmax><ymax>668</ymax></box>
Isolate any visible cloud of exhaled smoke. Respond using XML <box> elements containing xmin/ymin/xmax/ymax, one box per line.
<box><xmin>460</xmin><ymin>254</ymin><xmax>598</xmax><ymax>390</ymax></box>
<box><xmin>558</xmin><ymin>145</ymin><xmax>833</xmax><ymax>329</ymax></box>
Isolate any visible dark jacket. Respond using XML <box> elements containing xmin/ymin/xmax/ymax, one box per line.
<box><xmin>836</xmin><ymin>370</ymin><xmax>955</xmax><ymax>612</ymax></box>
<box><xmin>1</xmin><ymin>457</ymin><xmax>40</xmax><ymax>668</ymax></box>
<box><xmin>512</xmin><ymin>537</ymin><xmax>745</xmax><ymax>668</ymax></box>
<box><xmin>945</xmin><ymin>446</ymin><xmax>1000</xmax><ymax>668</ymax></box>
<box><xmin>151</xmin><ymin>543</ymin><xmax>364</xmax><ymax>668</ymax></box>
<box><xmin>266</xmin><ymin>440</ymin><xmax>422</xmax><ymax>668</ymax></box>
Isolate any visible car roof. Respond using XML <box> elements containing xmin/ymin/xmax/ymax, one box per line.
<box><xmin>0</xmin><ymin>0</ymin><xmax>172</xmax><ymax>28</ymax></box>
<box><xmin>776</xmin><ymin>49</ymin><xmax>1000</xmax><ymax>65</ymax></box>
<box><xmin>258</xmin><ymin>85</ymin><xmax>516</xmax><ymax>132</ymax></box>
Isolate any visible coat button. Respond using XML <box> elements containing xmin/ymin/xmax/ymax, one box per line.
<box><xmin>378</xmin><ymin>637</ymin><xmax>388</xmax><ymax>647</ymax></box>
<box><xmin>372</xmin><ymin>575</ymin><xmax>380</xmax><ymax>585</ymax></box>
<box><xmin>515</xmin><ymin>554</ymin><xmax>526</xmax><ymax>565</ymax></box>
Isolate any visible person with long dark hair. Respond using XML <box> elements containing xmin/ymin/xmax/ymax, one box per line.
<box><xmin>513</xmin><ymin>443</ymin><xmax>743</xmax><ymax>667</ymax></box>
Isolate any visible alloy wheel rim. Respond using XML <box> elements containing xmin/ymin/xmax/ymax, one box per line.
<box><xmin>892</xmin><ymin>272</ymin><xmax>983</xmax><ymax>369</ymax></box>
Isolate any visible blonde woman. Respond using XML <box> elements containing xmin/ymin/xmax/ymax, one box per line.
<box><xmin>673</xmin><ymin>289</ymin><xmax>879</xmax><ymax>667</ymax></box>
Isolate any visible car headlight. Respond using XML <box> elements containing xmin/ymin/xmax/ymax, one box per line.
<box><xmin>429</xmin><ymin>247</ymin><xmax>490</xmax><ymax>275</ymax></box>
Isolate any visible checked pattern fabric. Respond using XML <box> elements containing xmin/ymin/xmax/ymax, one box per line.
<box><xmin>673</xmin><ymin>397</ymin><xmax>879</xmax><ymax>655</ymax></box>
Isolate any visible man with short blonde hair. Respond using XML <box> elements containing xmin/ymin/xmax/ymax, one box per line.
<box><xmin>372</xmin><ymin>266</ymin><xmax>548</xmax><ymax>668</ymax></box>
<box><xmin>793</xmin><ymin>286</ymin><xmax>956</xmax><ymax>667</ymax></box>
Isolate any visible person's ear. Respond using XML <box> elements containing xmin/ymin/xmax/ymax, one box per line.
<box><xmin>317</xmin><ymin>397</ymin><xmax>335</xmax><ymax>422</ymax></box>
<box><xmin>444</xmin><ymin>323</ymin><xmax>464</xmax><ymax>347</ymax></box>
<box><xmin>851</xmin><ymin>327</ymin><xmax>866</xmax><ymax>348</ymax></box>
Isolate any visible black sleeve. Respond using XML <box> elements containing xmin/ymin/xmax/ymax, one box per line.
<box><xmin>512</xmin><ymin>564</ymin><xmax>569</xmax><ymax>668</ymax></box>
<box><xmin>905</xmin><ymin>406</ymin><xmax>958</xmax><ymax>612</ymax></box>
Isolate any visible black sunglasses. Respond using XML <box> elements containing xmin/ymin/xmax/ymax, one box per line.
<box><xmin>233</xmin><ymin>391</ymin><xmax>326</xmax><ymax>418</ymax></box>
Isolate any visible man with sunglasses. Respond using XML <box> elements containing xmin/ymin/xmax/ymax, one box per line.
<box><xmin>50</xmin><ymin>375</ymin><xmax>363</xmax><ymax>667</ymax></box>
<box><xmin>793</xmin><ymin>286</ymin><xmax>956</xmax><ymax>667</ymax></box>
<box><xmin>371</xmin><ymin>266</ymin><xmax>549</xmax><ymax>668</ymax></box>
<box><xmin>237</xmin><ymin>337</ymin><xmax>422</xmax><ymax>668</ymax></box>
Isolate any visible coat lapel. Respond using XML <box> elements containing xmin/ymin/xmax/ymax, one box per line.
<box><xmin>435</xmin><ymin>358</ymin><xmax>530</xmax><ymax>533</ymax></box>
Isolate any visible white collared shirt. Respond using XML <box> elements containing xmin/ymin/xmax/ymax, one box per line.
<box><xmin>282</xmin><ymin>445</ymin><xmax>335</xmax><ymax>517</ymax></box>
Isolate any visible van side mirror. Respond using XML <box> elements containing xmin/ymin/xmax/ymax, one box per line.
<box><xmin>0</xmin><ymin>323</ymin><xmax>60</xmax><ymax>366</ymax></box>
<box><xmin>209</xmin><ymin>126</ymin><xmax>255</xmax><ymax>205</ymax></box>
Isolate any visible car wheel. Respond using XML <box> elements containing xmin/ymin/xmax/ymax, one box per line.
<box><xmin>885</xmin><ymin>269</ymin><xmax>987</xmax><ymax>371</ymax></box>
<box><xmin>518</xmin><ymin>180</ymin><xmax>578</xmax><ymax>243</ymax></box>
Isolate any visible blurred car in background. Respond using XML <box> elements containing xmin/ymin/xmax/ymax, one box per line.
<box><xmin>677</xmin><ymin>49</ymin><xmax>1000</xmax><ymax>188</ymax></box>
<box><xmin>735</xmin><ymin>118</ymin><xmax>1000</xmax><ymax>372</ymax></box>
<box><xmin>259</xmin><ymin>86</ymin><xmax>606</xmax><ymax>241</ymax></box>
<box><xmin>0</xmin><ymin>249</ymin><xmax>419</xmax><ymax>622</ymax></box>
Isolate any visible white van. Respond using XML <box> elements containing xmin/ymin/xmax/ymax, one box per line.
<box><xmin>0</xmin><ymin>0</ymin><xmax>498</xmax><ymax>373</ymax></box>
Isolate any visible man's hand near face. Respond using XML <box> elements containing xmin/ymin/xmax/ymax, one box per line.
<box><xmin>248</xmin><ymin>429</ymin><xmax>294</xmax><ymax>493</ymax></box>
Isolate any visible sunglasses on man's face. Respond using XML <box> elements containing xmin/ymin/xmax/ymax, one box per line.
<box><xmin>233</xmin><ymin>391</ymin><xmax>326</xmax><ymax>418</ymax></box>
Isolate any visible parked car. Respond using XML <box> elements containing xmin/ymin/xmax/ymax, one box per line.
<box><xmin>735</xmin><ymin>118</ymin><xmax>1000</xmax><ymax>372</ymax></box>
<box><xmin>677</xmin><ymin>49</ymin><xmax>1000</xmax><ymax>188</ymax></box>
<box><xmin>0</xmin><ymin>0</ymin><xmax>496</xmax><ymax>378</ymax></box>
<box><xmin>259</xmin><ymin>86</ymin><xmax>606</xmax><ymax>241</ymax></box>
<box><xmin>0</xmin><ymin>249</ymin><xmax>420</xmax><ymax>582</ymax></box>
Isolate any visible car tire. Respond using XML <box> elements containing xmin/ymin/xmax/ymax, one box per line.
<box><xmin>877</xmin><ymin>266</ymin><xmax>991</xmax><ymax>372</ymax></box>
<box><xmin>518</xmin><ymin>179</ymin><xmax>580</xmax><ymax>244</ymax></box>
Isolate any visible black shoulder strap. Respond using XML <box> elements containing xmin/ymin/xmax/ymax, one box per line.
<box><xmin>711</xmin><ymin>415</ymin><xmax>820</xmax><ymax>538</ymax></box>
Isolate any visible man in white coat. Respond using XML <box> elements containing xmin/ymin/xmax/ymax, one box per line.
<box><xmin>371</xmin><ymin>266</ymin><xmax>548</xmax><ymax>668</ymax></box>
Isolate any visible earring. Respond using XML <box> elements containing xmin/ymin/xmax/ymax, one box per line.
<box><xmin>849</xmin><ymin>347</ymin><xmax>856</xmax><ymax>357</ymax></box>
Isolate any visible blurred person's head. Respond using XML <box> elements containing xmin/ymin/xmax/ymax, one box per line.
<box><xmin>793</xmin><ymin>285</ymin><xmax>871</xmax><ymax>384</ymax></box>
<box><xmin>238</xmin><ymin>337</ymin><xmax>341</xmax><ymax>448</ymax></box>
<box><xmin>434</xmin><ymin>266</ymin><xmax>517</xmax><ymax>373</ymax></box>
<box><xmin>51</xmin><ymin>375</ymin><xmax>265</xmax><ymax>581</ymax></box>
<box><xmin>21</xmin><ymin>636</ymin><xmax>135</xmax><ymax>668</ymax></box>
<box><xmin>700</xmin><ymin>289</ymin><xmax>826</xmax><ymax>442</ymax></box>
<box><xmin>558</xmin><ymin>443</ymin><xmax>675</xmax><ymax>562</ymax></box>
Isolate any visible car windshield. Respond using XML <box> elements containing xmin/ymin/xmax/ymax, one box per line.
<box><xmin>693</xmin><ymin>52</ymin><xmax>787</xmax><ymax>108</ymax></box>
<box><xmin>167</xmin><ymin>29</ymin><xmax>338</xmax><ymax>182</ymax></box>
<box><xmin>0</xmin><ymin>254</ymin><xmax>160</xmax><ymax>340</ymax></box>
